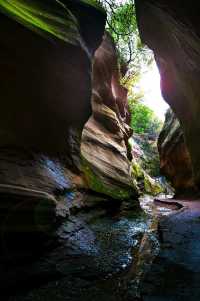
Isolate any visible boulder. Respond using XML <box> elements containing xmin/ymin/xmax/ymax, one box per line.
<box><xmin>131</xmin><ymin>159</ymin><xmax>164</xmax><ymax>197</ymax></box>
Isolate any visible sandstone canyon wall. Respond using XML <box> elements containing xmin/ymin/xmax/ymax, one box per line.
<box><xmin>0</xmin><ymin>0</ymin><xmax>106</xmax><ymax>235</ymax></box>
<box><xmin>135</xmin><ymin>0</ymin><xmax>200</xmax><ymax>193</ymax></box>
<box><xmin>81</xmin><ymin>33</ymin><xmax>137</xmax><ymax>199</ymax></box>
<box><xmin>0</xmin><ymin>0</ymin><xmax>140</xmax><ymax>241</ymax></box>
<box><xmin>158</xmin><ymin>109</ymin><xmax>197</xmax><ymax>196</ymax></box>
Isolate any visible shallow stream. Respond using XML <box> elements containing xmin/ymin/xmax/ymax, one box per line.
<box><xmin>1</xmin><ymin>194</ymin><xmax>176</xmax><ymax>301</ymax></box>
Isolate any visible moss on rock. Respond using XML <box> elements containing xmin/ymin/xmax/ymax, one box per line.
<box><xmin>0</xmin><ymin>0</ymin><xmax>80</xmax><ymax>45</ymax></box>
<box><xmin>131</xmin><ymin>159</ymin><xmax>164</xmax><ymax>196</ymax></box>
<box><xmin>131</xmin><ymin>160</ymin><xmax>144</xmax><ymax>179</ymax></box>
<box><xmin>143</xmin><ymin>173</ymin><xmax>164</xmax><ymax>196</ymax></box>
<box><xmin>82</xmin><ymin>157</ymin><xmax>134</xmax><ymax>200</ymax></box>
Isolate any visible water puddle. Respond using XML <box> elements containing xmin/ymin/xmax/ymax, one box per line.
<box><xmin>140</xmin><ymin>194</ymin><xmax>177</xmax><ymax>216</ymax></box>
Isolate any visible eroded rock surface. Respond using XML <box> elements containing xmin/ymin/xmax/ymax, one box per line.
<box><xmin>0</xmin><ymin>199</ymin><xmax>152</xmax><ymax>301</ymax></box>
<box><xmin>0</xmin><ymin>0</ymin><xmax>106</xmax><ymax>235</ymax></box>
<box><xmin>81</xmin><ymin>34</ymin><xmax>136</xmax><ymax>200</ymax></box>
<box><xmin>140</xmin><ymin>198</ymin><xmax>200</xmax><ymax>301</ymax></box>
<box><xmin>135</xmin><ymin>0</ymin><xmax>200</xmax><ymax>190</ymax></box>
<box><xmin>158</xmin><ymin>109</ymin><xmax>197</xmax><ymax>196</ymax></box>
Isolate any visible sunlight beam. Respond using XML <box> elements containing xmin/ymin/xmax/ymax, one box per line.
<box><xmin>139</xmin><ymin>62</ymin><xmax>169</xmax><ymax>121</ymax></box>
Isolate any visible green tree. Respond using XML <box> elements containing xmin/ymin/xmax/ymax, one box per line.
<box><xmin>94</xmin><ymin>0</ymin><xmax>153</xmax><ymax>82</ymax></box>
<box><xmin>92</xmin><ymin>0</ymin><xmax>160</xmax><ymax>138</ymax></box>
<box><xmin>129</xmin><ymin>100</ymin><xmax>162</xmax><ymax>136</ymax></box>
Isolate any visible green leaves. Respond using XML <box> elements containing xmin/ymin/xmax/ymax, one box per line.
<box><xmin>0</xmin><ymin>0</ymin><xmax>80</xmax><ymax>45</ymax></box>
<box><xmin>95</xmin><ymin>0</ymin><xmax>153</xmax><ymax>100</ymax></box>
<box><xmin>129</xmin><ymin>101</ymin><xmax>162</xmax><ymax>135</ymax></box>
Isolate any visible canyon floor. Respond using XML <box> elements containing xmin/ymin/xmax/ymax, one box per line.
<box><xmin>141</xmin><ymin>198</ymin><xmax>200</xmax><ymax>301</ymax></box>
<box><xmin>1</xmin><ymin>196</ymin><xmax>200</xmax><ymax>301</ymax></box>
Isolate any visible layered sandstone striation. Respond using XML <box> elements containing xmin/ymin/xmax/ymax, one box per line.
<box><xmin>81</xmin><ymin>34</ymin><xmax>137</xmax><ymax>199</ymax></box>
<box><xmin>158</xmin><ymin>109</ymin><xmax>197</xmax><ymax>196</ymax></box>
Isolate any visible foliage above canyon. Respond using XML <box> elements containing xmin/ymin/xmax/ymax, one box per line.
<box><xmin>129</xmin><ymin>101</ymin><xmax>162</xmax><ymax>136</ymax></box>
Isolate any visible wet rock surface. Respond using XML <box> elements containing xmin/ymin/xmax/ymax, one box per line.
<box><xmin>3</xmin><ymin>192</ymin><xmax>199</xmax><ymax>301</ymax></box>
<box><xmin>0</xmin><ymin>197</ymin><xmax>154</xmax><ymax>301</ymax></box>
<box><xmin>141</xmin><ymin>198</ymin><xmax>200</xmax><ymax>301</ymax></box>
<box><xmin>135</xmin><ymin>3</ymin><xmax>200</xmax><ymax>295</ymax></box>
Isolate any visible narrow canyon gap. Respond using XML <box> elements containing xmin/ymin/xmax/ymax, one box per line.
<box><xmin>0</xmin><ymin>1</ymin><xmax>200</xmax><ymax>301</ymax></box>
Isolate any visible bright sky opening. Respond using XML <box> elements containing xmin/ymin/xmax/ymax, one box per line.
<box><xmin>139</xmin><ymin>62</ymin><xmax>169</xmax><ymax>121</ymax></box>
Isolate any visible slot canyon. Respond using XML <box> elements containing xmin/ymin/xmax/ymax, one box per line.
<box><xmin>0</xmin><ymin>1</ymin><xmax>200</xmax><ymax>300</ymax></box>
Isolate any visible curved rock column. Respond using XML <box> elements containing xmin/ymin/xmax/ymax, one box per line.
<box><xmin>81</xmin><ymin>34</ymin><xmax>137</xmax><ymax>200</ymax></box>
